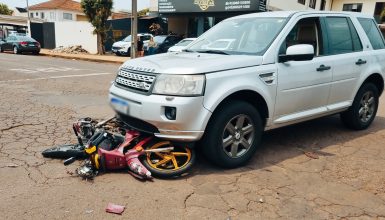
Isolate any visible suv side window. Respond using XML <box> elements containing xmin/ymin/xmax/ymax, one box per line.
<box><xmin>325</xmin><ymin>17</ymin><xmax>362</xmax><ymax>55</ymax></box>
<box><xmin>358</xmin><ymin>18</ymin><xmax>385</xmax><ymax>50</ymax></box>
<box><xmin>280</xmin><ymin>17</ymin><xmax>324</xmax><ymax>56</ymax></box>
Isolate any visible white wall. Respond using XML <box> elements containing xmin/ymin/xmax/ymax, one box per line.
<box><xmin>331</xmin><ymin>0</ymin><xmax>377</xmax><ymax>15</ymax></box>
<box><xmin>54</xmin><ymin>21</ymin><xmax>97</xmax><ymax>54</ymax></box>
<box><xmin>269</xmin><ymin>0</ymin><xmax>328</xmax><ymax>11</ymax></box>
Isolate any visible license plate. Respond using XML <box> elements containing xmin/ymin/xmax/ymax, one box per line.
<box><xmin>111</xmin><ymin>97</ymin><xmax>128</xmax><ymax>113</ymax></box>
<box><xmin>29</xmin><ymin>44</ymin><xmax>35</xmax><ymax>46</ymax></box>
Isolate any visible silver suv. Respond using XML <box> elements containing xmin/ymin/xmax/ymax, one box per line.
<box><xmin>109</xmin><ymin>11</ymin><xmax>385</xmax><ymax>168</ymax></box>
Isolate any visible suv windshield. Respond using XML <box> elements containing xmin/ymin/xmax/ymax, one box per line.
<box><xmin>187</xmin><ymin>17</ymin><xmax>287</xmax><ymax>55</ymax></box>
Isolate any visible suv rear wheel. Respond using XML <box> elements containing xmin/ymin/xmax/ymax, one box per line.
<box><xmin>202</xmin><ymin>101</ymin><xmax>262</xmax><ymax>168</ymax></box>
<box><xmin>340</xmin><ymin>83</ymin><xmax>379</xmax><ymax>130</ymax></box>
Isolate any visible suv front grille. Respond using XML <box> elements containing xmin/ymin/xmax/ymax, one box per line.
<box><xmin>115</xmin><ymin>68</ymin><xmax>156</xmax><ymax>93</ymax></box>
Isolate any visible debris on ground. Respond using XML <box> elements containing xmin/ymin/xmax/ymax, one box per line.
<box><xmin>296</xmin><ymin>147</ymin><xmax>320</xmax><ymax>159</ymax></box>
<box><xmin>259</xmin><ymin>198</ymin><xmax>264</xmax><ymax>203</ymax></box>
<box><xmin>304</xmin><ymin>151</ymin><xmax>320</xmax><ymax>159</ymax></box>
<box><xmin>6</xmin><ymin>163</ymin><xmax>19</xmax><ymax>168</ymax></box>
<box><xmin>105</xmin><ymin>203</ymin><xmax>125</xmax><ymax>215</ymax></box>
<box><xmin>85</xmin><ymin>210</ymin><xmax>94</xmax><ymax>214</ymax></box>
<box><xmin>50</xmin><ymin>45</ymin><xmax>89</xmax><ymax>54</ymax></box>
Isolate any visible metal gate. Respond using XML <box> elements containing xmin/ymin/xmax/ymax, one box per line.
<box><xmin>42</xmin><ymin>22</ymin><xmax>55</xmax><ymax>49</ymax></box>
<box><xmin>30</xmin><ymin>22</ymin><xmax>56</xmax><ymax>49</ymax></box>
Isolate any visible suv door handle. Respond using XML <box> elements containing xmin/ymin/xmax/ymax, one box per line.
<box><xmin>316</xmin><ymin>65</ymin><xmax>331</xmax><ymax>72</ymax></box>
<box><xmin>355</xmin><ymin>59</ymin><xmax>367</xmax><ymax>65</ymax></box>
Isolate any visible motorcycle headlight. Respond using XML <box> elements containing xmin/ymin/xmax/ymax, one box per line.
<box><xmin>153</xmin><ymin>74</ymin><xmax>205</xmax><ymax>96</ymax></box>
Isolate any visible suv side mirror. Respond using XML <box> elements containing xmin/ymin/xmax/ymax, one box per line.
<box><xmin>279</xmin><ymin>44</ymin><xmax>314</xmax><ymax>63</ymax></box>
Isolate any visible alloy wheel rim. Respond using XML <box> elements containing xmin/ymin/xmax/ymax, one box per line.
<box><xmin>359</xmin><ymin>91</ymin><xmax>375</xmax><ymax>123</ymax></box>
<box><xmin>13</xmin><ymin>47</ymin><xmax>17</xmax><ymax>54</ymax></box>
<box><xmin>146</xmin><ymin>142</ymin><xmax>191</xmax><ymax>171</ymax></box>
<box><xmin>222</xmin><ymin>114</ymin><xmax>255</xmax><ymax>158</ymax></box>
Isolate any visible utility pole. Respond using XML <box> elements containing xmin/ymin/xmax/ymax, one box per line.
<box><xmin>26</xmin><ymin>0</ymin><xmax>31</xmax><ymax>37</ymax></box>
<box><xmin>130</xmin><ymin>0</ymin><xmax>138</xmax><ymax>58</ymax></box>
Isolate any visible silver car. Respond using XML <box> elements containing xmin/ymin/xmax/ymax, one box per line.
<box><xmin>109</xmin><ymin>11</ymin><xmax>385</xmax><ymax>168</ymax></box>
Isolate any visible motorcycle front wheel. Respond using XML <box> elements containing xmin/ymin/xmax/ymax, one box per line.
<box><xmin>141</xmin><ymin>141</ymin><xmax>196</xmax><ymax>178</ymax></box>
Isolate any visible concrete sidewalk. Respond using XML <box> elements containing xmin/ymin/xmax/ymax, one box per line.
<box><xmin>40</xmin><ymin>49</ymin><xmax>129</xmax><ymax>64</ymax></box>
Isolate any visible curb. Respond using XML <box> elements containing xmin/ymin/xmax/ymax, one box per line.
<box><xmin>39</xmin><ymin>52</ymin><xmax>128</xmax><ymax>64</ymax></box>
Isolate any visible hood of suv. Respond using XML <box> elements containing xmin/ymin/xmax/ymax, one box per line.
<box><xmin>120</xmin><ymin>52</ymin><xmax>263</xmax><ymax>74</ymax></box>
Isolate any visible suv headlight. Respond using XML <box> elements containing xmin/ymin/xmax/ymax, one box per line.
<box><xmin>153</xmin><ymin>74</ymin><xmax>205</xmax><ymax>96</ymax></box>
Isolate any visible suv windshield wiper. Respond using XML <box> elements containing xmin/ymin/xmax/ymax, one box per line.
<box><xmin>195</xmin><ymin>50</ymin><xmax>230</xmax><ymax>55</ymax></box>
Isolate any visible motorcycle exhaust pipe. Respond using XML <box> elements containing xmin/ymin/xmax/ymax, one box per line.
<box><xmin>64</xmin><ymin>157</ymin><xmax>76</xmax><ymax>166</ymax></box>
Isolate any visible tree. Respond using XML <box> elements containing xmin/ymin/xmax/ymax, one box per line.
<box><xmin>81</xmin><ymin>0</ymin><xmax>113</xmax><ymax>55</ymax></box>
<box><xmin>0</xmin><ymin>3</ymin><xmax>13</xmax><ymax>15</ymax></box>
<box><xmin>138</xmin><ymin>8</ymin><xmax>149</xmax><ymax>17</ymax></box>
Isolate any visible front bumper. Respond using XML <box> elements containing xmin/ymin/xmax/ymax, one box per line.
<box><xmin>109</xmin><ymin>84</ymin><xmax>211</xmax><ymax>142</ymax></box>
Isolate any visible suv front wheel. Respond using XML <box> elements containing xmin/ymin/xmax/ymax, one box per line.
<box><xmin>202</xmin><ymin>101</ymin><xmax>262</xmax><ymax>168</ymax></box>
<box><xmin>341</xmin><ymin>83</ymin><xmax>379</xmax><ymax>130</ymax></box>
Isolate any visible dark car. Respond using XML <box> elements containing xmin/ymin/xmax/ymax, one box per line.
<box><xmin>0</xmin><ymin>35</ymin><xmax>41</xmax><ymax>55</ymax></box>
<box><xmin>154</xmin><ymin>35</ymin><xmax>183</xmax><ymax>54</ymax></box>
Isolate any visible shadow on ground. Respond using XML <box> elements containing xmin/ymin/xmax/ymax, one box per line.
<box><xmin>187</xmin><ymin>114</ymin><xmax>385</xmax><ymax>178</ymax></box>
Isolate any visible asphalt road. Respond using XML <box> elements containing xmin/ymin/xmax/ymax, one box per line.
<box><xmin>1</xmin><ymin>53</ymin><xmax>385</xmax><ymax>219</ymax></box>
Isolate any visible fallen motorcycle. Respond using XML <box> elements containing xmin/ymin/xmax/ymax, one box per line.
<box><xmin>65</xmin><ymin>129</ymin><xmax>195</xmax><ymax>179</ymax></box>
<box><xmin>43</xmin><ymin>117</ymin><xmax>195</xmax><ymax>179</ymax></box>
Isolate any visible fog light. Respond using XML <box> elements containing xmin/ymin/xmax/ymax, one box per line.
<box><xmin>165</xmin><ymin>107</ymin><xmax>177</xmax><ymax>120</ymax></box>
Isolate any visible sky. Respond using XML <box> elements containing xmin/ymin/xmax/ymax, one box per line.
<box><xmin>0</xmin><ymin>0</ymin><xmax>150</xmax><ymax>11</ymax></box>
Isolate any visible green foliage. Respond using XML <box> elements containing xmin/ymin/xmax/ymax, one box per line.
<box><xmin>81</xmin><ymin>0</ymin><xmax>113</xmax><ymax>54</ymax></box>
<box><xmin>138</xmin><ymin>8</ymin><xmax>149</xmax><ymax>17</ymax></box>
<box><xmin>0</xmin><ymin>3</ymin><xmax>13</xmax><ymax>15</ymax></box>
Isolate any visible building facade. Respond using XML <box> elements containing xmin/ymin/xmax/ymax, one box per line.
<box><xmin>331</xmin><ymin>0</ymin><xmax>385</xmax><ymax>24</ymax></box>
<box><xmin>28</xmin><ymin>0</ymin><xmax>87</xmax><ymax>22</ymax></box>
<box><xmin>158</xmin><ymin>0</ymin><xmax>333</xmax><ymax>37</ymax></box>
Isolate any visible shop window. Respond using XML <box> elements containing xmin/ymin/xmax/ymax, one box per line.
<box><xmin>309</xmin><ymin>0</ymin><xmax>317</xmax><ymax>9</ymax></box>
<box><xmin>374</xmin><ymin>2</ymin><xmax>385</xmax><ymax>24</ymax></box>
<box><xmin>63</xmin><ymin>13</ymin><xmax>73</xmax><ymax>20</ymax></box>
<box><xmin>298</xmin><ymin>0</ymin><xmax>306</xmax><ymax>5</ymax></box>
<box><xmin>41</xmin><ymin>12</ymin><xmax>45</xmax><ymax>19</ymax></box>
<box><xmin>342</xmin><ymin>3</ymin><xmax>362</xmax><ymax>12</ymax></box>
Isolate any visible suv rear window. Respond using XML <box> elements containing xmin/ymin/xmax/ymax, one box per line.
<box><xmin>325</xmin><ymin>17</ymin><xmax>362</xmax><ymax>55</ymax></box>
<box><xmin>358</xmin><ymin>18</ymin><xmax>385</xmax><ymax>50</ymax></box>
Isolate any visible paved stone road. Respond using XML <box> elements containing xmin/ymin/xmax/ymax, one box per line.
<box><xmin>1</xmin><ymin>53</ymin><xmax>385</xmax><ymax>219</ymax></box>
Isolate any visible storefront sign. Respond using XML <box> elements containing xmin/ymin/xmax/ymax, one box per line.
<box><xmin>159</xmin><ymin>0</ymin><xmax>263</xmax><ymax>13</ymax></box>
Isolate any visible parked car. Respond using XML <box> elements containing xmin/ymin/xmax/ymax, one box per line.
<box><xmin>0</xmin><ymin>35</ymin><xmax>40</xmax><ymax>55</ymax></box>
<box><xmin>112</xmin><ymin>33</ymin><xmax>153</xmax><ymax>56</ymax></box>
<box><xmin>109</xmin><ymin>11</ymin><xmax>385</xmax><ymax>168</ymax></box>
<box><xmin>153</xmin><ymin>35</ymin><xmax>183</xmax><ymax>54</ymax></box>
<box><xmin>168</xmin><ymin>38</ymin><xmax>197</xmax><ymax>52</ymax></box>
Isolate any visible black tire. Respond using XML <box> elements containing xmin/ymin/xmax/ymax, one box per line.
<box><xmin>33</xmin><ymin>51</ymin><xmax>40</xmax><ymax>55</ymax></box>
<box><xmin>141</xmin><ymin>141</ymin><xmax>196</xmax><ymax>178</ymax></box>
<box><xmin>126</xmin><ymin>48</ymin><xmax>131</xmax><ymax>57</ymax></box>
<box><xmin>340</xmin><ymin>83</ymin><xmax>379</xmax><ymax>130</ymax></box>
<box><xmin>201</xmin><ymin>101</ymin><xmax>263</xmax><ymax>168</ymax></box>
<box><xmin>0</xmin><ymin>46</ymin><xmax>3</xmax><ymax>52</ymax></box>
